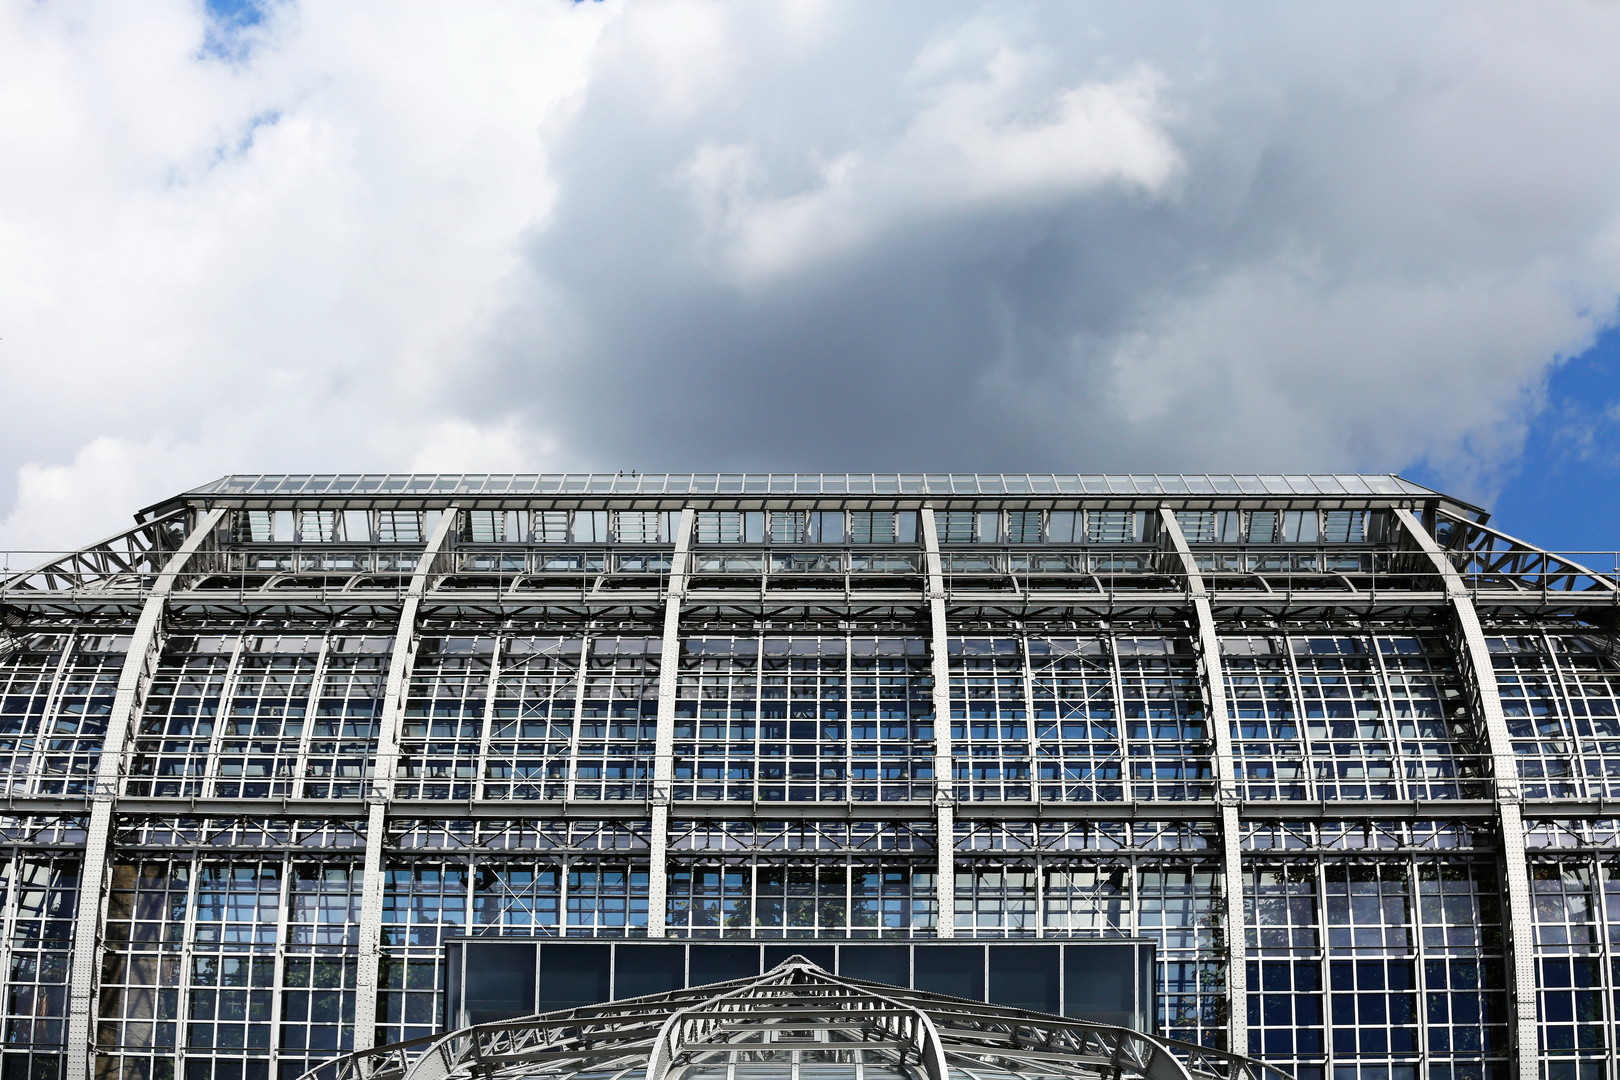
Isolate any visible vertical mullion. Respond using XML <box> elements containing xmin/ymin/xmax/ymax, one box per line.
<box><xmin>65</xmin><ymin>507</ymin><xmax>225</xmax><ymax>1080</ymax></box>
<box><xmin>28</xmin><ymin>632</ymin><xmax>79</xmax><ymax>795</ymax></box>
<box><xmin>1315</xmin><ymin>856</ymin><xmax>1331</xmax><ymax>1079</ymax></box>
<box><xmin>1541</xmin><ymin>631</ymin><xmax>1585</xmax><ymax>796</ymax></box>
<box><xmin>749</xmin><ymin>852</ymin><xmax>759</xmax><ymax>939</ymax></box>
<box><xmin>203</xmin><ymin>636</ymin><xmax>248</xmax><ymax>798</ymax></box>
<box><xmin>476</xmin><ymin>637</ymin><xmax>502</xmax><ymax>803</ymax></box>
<box><xmin>1281</xmin><ymin>636</ymin><xmax>1314</xmax><ymax>802</ymax></box>
<box><xmin>1021</xmin><ymin>632</ymin><xmax>1037</xmax><ymax>805</ymax></box>
<box><xmin>844</xmin><ymin>852</ymin><xmax>853</xmax><ymax>940</ymax></box>
<box><xmin>178</xmin><ymin>852</ymin><xmax>204</xmax><ymax>1080</ymax></box>
<box><xmin>0</xmin><ymin>852</ymin><xmax>18</xmax><ymax>1069</ymax></box>
<box><xmin>269</xmin><ymin>852</ymin><xmax>294</xmax><ymax>1078</ymax></box>
<box><xmin>1127</xmin><ymin>852</ymin><xmax>1142</xmax><ymax>1025</ymax></box>
<box><xmin>919</xmin><ymin>506</ymin><xmax>954</xmax><ymax>940</ymax></box>
<box><xmin>1035</xmin><ymin>850</ymin><xmax>1045</xmax><ymax>940</ymax></box>
<box><xmin>843</xmin><ymin>634</ymin><xmax>852</xmax><ymax>819</ymax></box>
<box><xmin>352</xmin><ymin>505</ymin><xmax>459</xmax><ymax>1053</ymax></box>
<box><xmin>558</xmin><ymin>857</ymin><xmax>570</xmax><ymax>939</ymax></box>
<box><xmin>1367</xmin><ymin>633</ymin><xmax>1406</xmax><ymax>799</ymax></box>
<box><xmin>649</xmin><ymin>507</ymin><xmax>694</xmax><ymax>939</ymax></box>
<box><xmin>1106</xmin><ymin>637</ymin><xmax>1127</xmax><ymax>804</ymax></box>
<box><xmin>294</xmin><ymin>637</ymin><xmax>333</xmax><ymax>800</ymax></box>
<box><xmin>1405</xmin><ymin>853</ymin><xmax>1429</xmax><ymax>1079</ymax></box>
<box><xmin>753</xmin><ymin>631</ymin><xmax>764</xmax><ymax>811</ymax></box>
<box><xmin>567</xmin><ymin>634</ymin><xmax>592</xmax><ymax>803</ymax></box>
<box><xmin>1395</xmin><ymin>507</ymin><xmax>1536</xmax><ymax>1080</ymax></box>
<box><xmin>1159</xmin><ymin>506</ymin><xmax>1245</xmax><ymax>1057</ymax></box>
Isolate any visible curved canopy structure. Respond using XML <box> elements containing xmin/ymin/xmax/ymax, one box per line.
<box><xmin>301</xmin><ymin>957</ymin><xmax>1289</xmax><ymax>1080</ymax></box>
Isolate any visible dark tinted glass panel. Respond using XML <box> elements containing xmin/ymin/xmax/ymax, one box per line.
<box><xmin>840</xmin><ymin>945</ymin><xmax>909</xmax><ymax>988</ymax></box>
<box><xmin>464</xmin><ymin>943</ymin><xmax>536</xmax><ymax>1025</ymax></box>
<box><xmin>990</xmin><ymin>945</ymin><xmax>1059</xmax><ymax>1014</ymax></box>
<box><xmin>615</xmin><ymin>945</ymin><xmax>685</xmax><ymax>1000</ymax></box>
<box><xmin>1064</xmin><ymin>944</ymin><xmax>1136</xmax><ymax>1027</ymax></box>
<box><xmin>538</xmin><ymin>943</ymin><xmax>611</xmax><ymax>1011</ymax></box>
<box><xmin>764</xmin><ymin>945</ymin><xmax>836</xmax><ymax>972</ymax></box>
<box><xmin>447</xmin><ymin>941</ymin><xmax>464</xmax><ymax>1024</ymax></box>
<box><xmin>688</xmin><ymin>945</ymin><xmax>760</xmax><ymax>986</ymax></box>
<box><xmin>915</xmin><ymin>945</ymin><xmax>984</xmax><ymax>1001</ymax></box>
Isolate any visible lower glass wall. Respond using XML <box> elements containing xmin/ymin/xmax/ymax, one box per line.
<box><xmin>10</xmin><ymin>820</ymin><xmax>1556</xmax><ymax>1080</ymax></box>
<box><xmin>1242</xmin><ymin>819</ymin><xmax>1509</xmax><ymax>1080</ymax></box>
<box><xmin>0</xmin><ymin>854</ymin><xmax>80</xmax><ymax>1080</ymax></box>
<box><xmin>1526</xmin><ymin>843</ymin><xmax>1620</xmax><ymax>1080</ymax></box>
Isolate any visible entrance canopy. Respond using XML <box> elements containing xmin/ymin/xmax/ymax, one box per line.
<box><xmin>301</xmin><ymin>956</ymin><xmax>1288</xmax><ymax>1080</ymax></box>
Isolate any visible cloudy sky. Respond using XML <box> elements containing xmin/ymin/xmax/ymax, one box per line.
<box><xmin>3</xmin><ymin>0</ymin><xmax>1620</xmax><ymax>558</ymax></box>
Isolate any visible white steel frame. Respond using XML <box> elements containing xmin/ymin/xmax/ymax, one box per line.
<box><xmin>1</xmin><ymin>474</ymin><xmax>1610</xmax><ymax>1080</ymax></box>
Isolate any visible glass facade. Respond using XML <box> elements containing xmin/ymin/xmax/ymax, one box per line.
<box><xmin>0</xmin><ymin>474</ymin><xmax>1609</xmax><ymax>1080</ymax></box>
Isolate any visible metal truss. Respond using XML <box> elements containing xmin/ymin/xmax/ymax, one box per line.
<box><xmin>1432</xmin><ymin>509</ymin><xmax>1619</xmax><ymax>594</ymax></box>
<box><xmin>0</xmin><ymin>508</ymin><xmax>191</xmax><ymax>595</ymax></box>
<box><xmin>295</xmin><ymin>955</ymin><xmax>1289</xmax><ymax>1080</ymax></box>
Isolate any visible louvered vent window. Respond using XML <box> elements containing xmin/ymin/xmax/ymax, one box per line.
<box><xmin>615</xmin><ymin>512</ymin><xmax>663</xmax><ymax>544</ymax></box>
<box><xmin>533</xmin><ymin>511</ymin><xmax>570</xmax><ymax>543</ymax></box>
<box><xmin>769</xmin><ymin>512</ymin><xmax>809</xmax><ymax>544</ymax></box>
<box><xmin>1088</xmin><ymin>511</ymin><xmax>1137</xmax><ymax>544</ymax></box>
<box><xmin>697</xmin><ymin>512</ymin><xmax>743</xmax><ymax>544</ymax></box>
<box><xmin>1005</xmin><ymin>512</ymin><xmax>1043</xmax><ymax>544</ymax></box>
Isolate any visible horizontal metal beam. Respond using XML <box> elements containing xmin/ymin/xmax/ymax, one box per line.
<box><xmin>0</xmin><ymin>793</ymin><xmax>1538</xmax><ymax>822</ymax></box>
<box><xmin>9</xmin><ymin>588</ymin><xmax>1615</xmax><ymax>624</ymax></box>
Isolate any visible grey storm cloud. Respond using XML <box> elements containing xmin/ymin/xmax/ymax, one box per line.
<box><xmin>2</xmin><ymin>1</ymin><xmax>1620</xmax><ymax>549</ymax></box>
<box><xmin>484</xmin><ymin>3</ymin><xmax>1620</xmax><ymax>479</ymax></box>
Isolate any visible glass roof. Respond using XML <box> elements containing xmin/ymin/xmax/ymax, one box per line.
<box><xmin>186</xmin><ymin>472</ymin><xmax>1443</xmax><ymax>498</ymax></box>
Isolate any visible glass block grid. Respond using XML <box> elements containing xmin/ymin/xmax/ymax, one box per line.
<box><xmin>1</xmin><ymin>855</ymin><xmax>79</xmax><ymax>1080</ymax></box>
<box><xmin>575</xmin><ymin>638</ymin><xmax>660</xmax><ymax>800</ymax></box>
<box><xmin>1493</xmin><ymin>635</ymin><xmax>1620</xmax><ymax>800</ymax></box>
<box><xmin>1522</xmin><ymin>856</ymin><xmax>1620</xmax><ymax>1076</ymax></box>
<box><xmin>1244</xmin><ymin>857</ymin><xmax>1507</xmax><ymax>1080</ymax></box>
<box><xmin>395</xmin><ymin>637</ymin><xmax>491</xmax><ymax>802</ymax></box>
<box><xmin>1224</xmin><ymin>634</ymin><xmax>1488</xmax><ymax>801</ymax></box>
<box><xmin>664</xmin><ymin>859</ymin><xmax>935</xmax><ymax>938</ymax></box>
<box><xmin>0</xmin><ymin>632</ymin><xmax>73</xmax><ymax>797</ymax></box>
<box><xmin>16</xmin><ymin>632</ymin><xmax>131</xmax><ymax>795</ymax></box>
<box><xmin>672</xmin><ymin>637</ymin><xmax>935</xmax><ymax>803</ymax></box>
<box><xmin>955</xmin><ymin>635</ymin><xmax>1210</xmax><ymax>803</ymax></box>
<box><xmin>123</xmin><ymin>633</ymin><xmax>394</xmax><ymax>803</ymax></box>
<box><xmin>485</xmin><ymin>637</ymin><xmax>583</xmax><ymax>800</ymax></box>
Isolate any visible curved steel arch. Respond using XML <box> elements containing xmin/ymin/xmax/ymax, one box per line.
<box><xmin>299</xmin><ymin>957</ymin><xmax>1290</xmax><ymax>1080</ymax></box>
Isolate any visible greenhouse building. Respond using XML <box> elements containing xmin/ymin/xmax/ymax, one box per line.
<box><xmin>0</xmin><ymin>472</ymin><xmax>1611</xmax><ymax>1080</ymax></box>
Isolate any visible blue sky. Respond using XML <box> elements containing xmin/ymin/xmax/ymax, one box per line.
<box><xmin>1445</xmin><ymin>322</ymin><xmax>1620</xmax><ymax>555</ymax></box>
<box><xmin>2</xmin><ymin>1</ymin><xmax>1620</xmax><ymax>556</ymax></box>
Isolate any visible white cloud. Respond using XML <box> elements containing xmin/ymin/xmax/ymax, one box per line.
<box><xmin>4</xmin><ymin>1</ymin><xmax>1620</xmax><ymax>553</ymax></box>
<box><xmin>0</xmin><ymin>0</ymin><xmax>612</xmax><ymax>553</ymax></box>
<box><xmin>678</xmin><ymin>47</ymin><xmax>1181</xmax><ymax>281</ymax></box>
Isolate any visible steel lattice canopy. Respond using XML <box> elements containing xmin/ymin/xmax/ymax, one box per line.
<box><xmin>298</xmin><ymin>957</ymin><xmax>1290</xmax><ymax>1080</ymax></box>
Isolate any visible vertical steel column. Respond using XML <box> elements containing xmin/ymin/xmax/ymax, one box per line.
<box><xmin>648</xmin><ymin>507</ymin><xmax>695</xmax><ymax>937</ymax></box>
<box><xmin>352</xmin><ymin>507</ymin><xmax>459</xmax><ymax>1052</ymax></box>
<box><xmin>1396</xmin><ymin>507</ymin><xmax>1536</xmax><ymax>1080</ymax></box>
<box><xmin>566</xmin><ymin>634</ymin><xmax>592</xmax><ymax>802</ymax></box>
<box><xmin>920</xmin><ymin>507</ymin><xmax>955</xmax><ymax>938</ymax></box>
<box><xmin>1159</xmin><ymin>508</ymin><xmax>1246</xmax><ymax>1055</ymax></box>
<box><xmin>66</xmin><ymin>507</ymin><xmax>225</xmax><ymax>1080</ymax></box>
